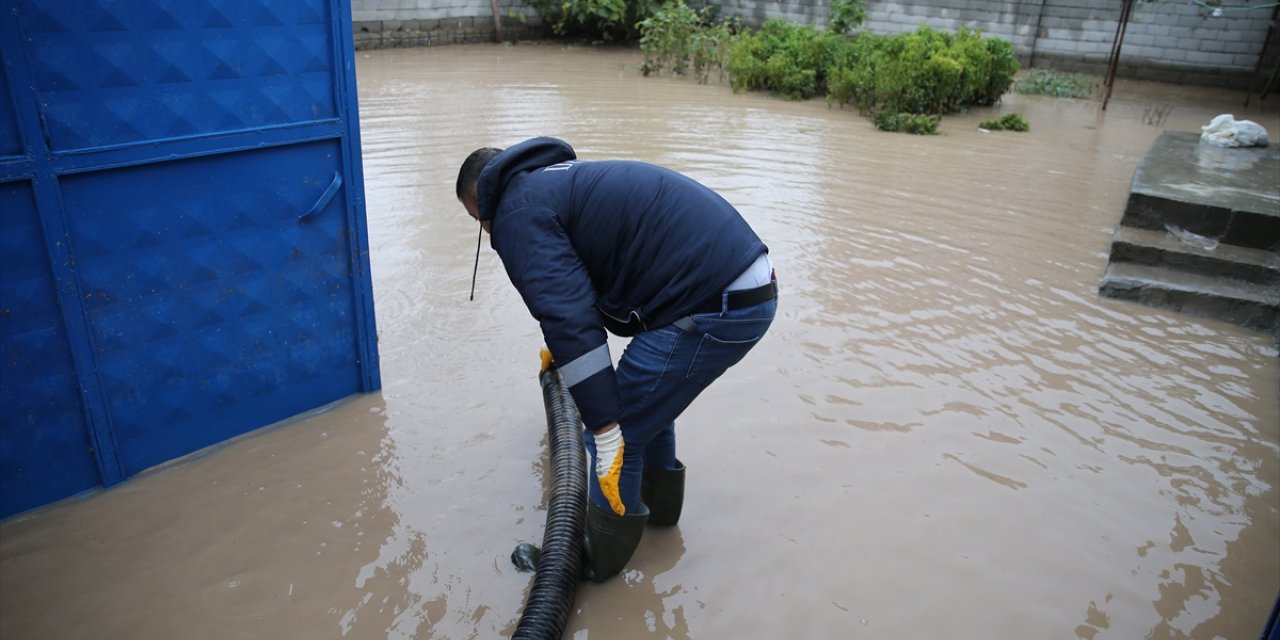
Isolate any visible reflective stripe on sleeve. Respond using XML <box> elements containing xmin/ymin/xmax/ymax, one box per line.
<box><xmin>556</xmin><ymin>343</ymin><xmax>611</xmax><ymax>388</ymax></box>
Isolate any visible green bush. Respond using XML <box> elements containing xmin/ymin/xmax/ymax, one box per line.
<box><xmin>529</xmin><ymin>0</ymin><xmax>657</xmax><ymax>40</ymax></box>
<box><xmin>978</xmin><ymin>113</ymin><xmax>1029</xmax><ymax>131</ymax></box>
<box><xmin>828</xmin><ymin>0</ymin><xmax>867</xmax><ymax>36</ymax></box>
<box><xmin>828</xmin><ymin>25</ymin><xmax>1018</xmax><ymax>115</ymax></box>
<box><xmin>1014</xmin><ymin>68</ymin><xmax>1095</xmax><ymax>99</ymax></box>
<box><xmin>644</xmin><ymin>13</ymin><xmax>1019</xmax><ymax>133</ymax></box>
<box><xmin>638</xmin><ymin>2</ymin><xmax>735</xmax><ymax>83</ymax></box>
<box><xmin>638</xmin><ymin>2</ymin><xmax>701</xmax><ymax>76</ymax></box>
<box><xmin>874</xmin><ymin>112</ymin><xmax>939</xmax><ymax>134</ymax></box>
<box><xmin>725</xmin><ymin>20</ymin><xmax>849</xmax><ymax>100</ymax></box>
<box><xmin>688</xmin><ymin>21</ymin><xmax>736</xmax><ymax>84</ymax></box>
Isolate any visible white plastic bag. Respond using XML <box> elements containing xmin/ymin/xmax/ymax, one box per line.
<box><xmin>1200</xmin><ymin>114</ymin><xmax>1270</xmax><ymax>148</ymax></box>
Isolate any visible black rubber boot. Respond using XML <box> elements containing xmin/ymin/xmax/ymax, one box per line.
<box><xmin>583</xmin><ymin>501</ymin><xmax>649</xmax><ymax>583</ymax></box>
<box><xmin>641</xmin><ymin>463</ymin><xmax>685</xmax><ymax>527</ymax></box>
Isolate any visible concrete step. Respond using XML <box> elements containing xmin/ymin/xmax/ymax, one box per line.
<box><xmin>1099</xmin><ymin>262</ymin><xmax>1279</xmax><ymax>334</ymax></box>
<box><xmin>1122</xmin><ymin>131</ymin><xmax>1280</xmax><ymax>252</ymax></box>
<box><xmin>1107</xmin><ymin>226</ymin><xmax>1280</xmax><ymax>286</ymax></box>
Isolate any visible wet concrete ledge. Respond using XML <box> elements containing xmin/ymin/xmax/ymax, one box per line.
<box><xmin>352</xmin><ymin>18</ymin><xmax>543</xmax><ymax>49</ymax></box>
<box><xmin>1100</xmin><ymin>131</ymin><xmax>1280</xmax><ymax>335</ymax></box>
<box><xmin>1122</xmin><ymin>131</ymin><xmax>1280</xmax><ymax>251</ymax></box>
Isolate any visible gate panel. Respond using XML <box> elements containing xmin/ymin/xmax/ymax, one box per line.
<box><xmin>1</xmin><ymin>0</ymin><xmax>379</xmax><ymax>517</ymax></box>
<box><xmin>61</xmin><ymin>141</ymin><xmax>362</xmax><ymax>475</ymax></box>
<box><xmin>0</xmin><ymin>62</ymin><xmax>18</xmax><ymax>158</ymax></box>
<box><xmin>19</xmin><ymin>0</ymin><xmax>336</xmax><ymax>152</ymax></box>
<box><xmin>0</xmin><ymin>182</ymin><xmax>102</xmax><ymax>516</ymax></box>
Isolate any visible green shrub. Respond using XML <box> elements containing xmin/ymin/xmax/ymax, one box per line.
<box><xmin>648</xmin><ymin>14</ymin><xmax>1019</xmax><ymax>133</ymax></box>
<box><xmin>978</xmin><ymin>113</ymin><xmax>1029</xmax><ymax>131</ymax></box>
<box><xmin>529</xmin><ymin>0</ymin><xmax>657</xmax><ymax>40</ymax></box>
<box><xmin>828</xmin><ymin>0</ymin><xmax>867</xmax><ymax>36</ymax></box>
<box><xmin>725</xmin><ymin>20</ymin><xmax>850</xmax><ymax>100</ymax></box>
<box><xmin>874</xmin><ymin>112</ymin><xmax>939</xmax><ymax>134</ymax></box>
<box><xmin>721</xmin><ymin>0</ymin><xmax>865</xmax><ymax>98</ymax></box>
<box><xmin>1014</xmin><ymin>68</ymin><xmax>1095</xmax><ymax>99</ymax></box>
<box><xmin>688</xmin><ymin>21</ymin><xmax>736</xmax><ymax>84</ymax></box>
<box><xmin>638</xmin><ymin>2</ymin><xmax>735</xmax><ymax>82</ymax></box>
<box><xmin>975</xmin><ymin>36</ymin><xmax>1019</xmax><ymax>106</ymax></box>
<box><xmin>828</xmin><ymin>25</ymin><xmax>1018</xmax><ymax>115</ymax></box>
<box><xmin>638</xmin><ymin>2</ymin><xmax>701</xmax><ymax>76</ymax></box>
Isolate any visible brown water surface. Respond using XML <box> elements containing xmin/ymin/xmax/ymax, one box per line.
<box><xmin>2</xmin><ymin>44</ymin><xmax>1278</xmax><ymax>640</ymax></box>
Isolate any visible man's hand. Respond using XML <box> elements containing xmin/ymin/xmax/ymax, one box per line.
<box><xmin>593</xmin><ymin>424</ymin><xmax>626</xmax><ymax>516</ymax></box>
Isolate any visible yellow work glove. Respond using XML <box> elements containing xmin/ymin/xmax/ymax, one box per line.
<box><xmin>593</xmin><ymin>425</ymin><xmax>626</xmax><ymax>516</ymax></box>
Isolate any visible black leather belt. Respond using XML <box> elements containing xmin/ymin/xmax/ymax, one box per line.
<box><xmin>689</xmin><ymin>280</ymin><xmax>777</xmax><ymax>315</ymax></box>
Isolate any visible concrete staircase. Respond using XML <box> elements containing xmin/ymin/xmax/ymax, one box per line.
<box><xmin>1099</xmin><ymin>131</ymin><xmax>1280</xmax><ymax>335</ymax></box>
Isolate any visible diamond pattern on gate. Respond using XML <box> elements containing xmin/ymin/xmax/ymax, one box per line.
<box><xmin>19</xmin><ymin>0</ymin><xmax>334</xmax><ymax>151</ymax></box>
<box><xmin>1</xmin><ymin>182</ymin><xmax>100</xmax><ymax>513</ymax></box>
<box><xmin>0</xmin><ymin>63</ymin><xmax>20</xmax><ymax>157</ymax></box>
<box><xmin>61</xmin><ymin>141</ymin><xmax>359</xmax><ymax>472</ymax></box>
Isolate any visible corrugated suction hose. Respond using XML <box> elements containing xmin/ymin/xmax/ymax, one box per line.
<box><xmin>512</xmin><ymin>355</ymin><xmax>586</xmax><ymax>639</ymax></box>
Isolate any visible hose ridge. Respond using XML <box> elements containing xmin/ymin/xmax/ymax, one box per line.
<box><xmin>512</xmin><ymin>370</ymin><xmax>586</xmax><ymax>639</ymax></box>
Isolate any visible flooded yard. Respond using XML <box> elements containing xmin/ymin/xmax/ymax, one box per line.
<box><xmin>2</xmin><ymin>44</ymin><xmax>1278</xmax><ymax>640</ymax></box>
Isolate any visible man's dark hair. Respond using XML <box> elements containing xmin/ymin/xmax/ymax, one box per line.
<box><xmin>456</xmin><ymin>147</ymin><xmax>503</xmax><ymax>202</ymax></box>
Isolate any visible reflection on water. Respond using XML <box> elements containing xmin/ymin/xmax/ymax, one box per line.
<box><xmin>2</xmin><ymin>44</ymin><xmax>1277</xmax><ymax>640</ymax></box>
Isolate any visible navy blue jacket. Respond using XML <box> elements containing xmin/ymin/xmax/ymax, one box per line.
<box><xmin>476</xmin><ymin>137</ymin><xmax>766</xmax><ymax>429</ymax></box>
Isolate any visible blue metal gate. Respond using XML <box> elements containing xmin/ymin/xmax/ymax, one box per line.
<box><xmin>0</xmin><ymin>0</ymin><xmax>380</xmax><ymax>518</ymax></box>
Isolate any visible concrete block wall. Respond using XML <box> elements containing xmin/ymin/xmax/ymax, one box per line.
<box><xmin>347</xmin><ymin>0</ymin><xmax>1278</xmax><ymax>88</ymax></box>
<box><xmin>350</xmin><ymin>0</ymin><xmax>543</xmax><ymax>48</ymax></box>
<box><xmin>713</xmin><ymin>0</ymin><xmax>1277</xmax><ymax>88</ymax></box>
<box><xmin>856</xmin><ymin>0</ymin><xmax>1044</xmax><ymax>51</ymax></box>
<box><xmin>1025</xmin><ymin>0</ymin><xmax>1276</xmax><ymax>86</ymax></box>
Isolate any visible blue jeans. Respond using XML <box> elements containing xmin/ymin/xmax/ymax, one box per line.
<box><xmin>583</xmin><ymin>295</ymin><xmax>777</xmax><ymax>513</ymax></box>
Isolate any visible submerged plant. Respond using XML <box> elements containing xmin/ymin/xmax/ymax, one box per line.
<box><xmin>874</xmin><ymin>112</ymin><xmax>939</xmax><ymax>134</ymax></box>
<box><xmin>978</xmin><ymin>113</ymin><xmax>1029</xmax><ymax>131</ymax></box>
<box><xmin>643</xmin><ymin>13</ymin><xmax>1020</xmax><ymax>133</ymax></box>
<box><xmin>529</xmin><ymin>0</ymin><xmax>656</xmax><ymax>40</ymax></box>
<box><xmin>725</xmin><ymin>19</ymin><xmax>847</xmax><ymax>100</ymax></box>
<box><xmin>638</xmin><ymin>1</ymin><xmax>735</xmax><ymax>83</ymax></box>
<box><xmin>826</xmin><ymin>25</ymin><xmax>1018</xmax><ymax>115</ymax></box>
<box><xmin>1143</xmin><ymin>102</ymin><xmax>1173</xmax><ymax>127</ymax></box>
<box><xmin>1014</xmin><ymin>69</ymin><xmax>1095</xmax><ymax>99</ymax></box>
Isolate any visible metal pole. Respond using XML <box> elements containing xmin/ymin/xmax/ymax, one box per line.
<box><xmin>489</xmin><ymin>0</ymin><xmax>504</xmax><ymax>43</ymax></box>
<box><xmin>1103</xmin><ymin>0</ymin><xmax>1135</xmax><ymax>110</ymax></box>
<box><xmin>1027</xmin><ymin>0</ymin><xmax>1048</xmax><ymax>68</ymax></box>
<box><xmin>1245</xmin><ymin>6</ymin><xmax>1279</xmax><ymax>107</ymax></box>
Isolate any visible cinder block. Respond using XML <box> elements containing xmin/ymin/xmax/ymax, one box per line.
<box><xmin>1234</xmin><ymin>53</ymin><xmax>1261</xmax><ymax>67</ymax></box>
<box><xmin>1045</xmin><ymin>39</ymin><xmax>1078</xmax><ymax>55</ymax></box>
<box><xmin>1179</xmin><ymin>15</ymin><xmax>1209</xmax><ymax>28</ymax></box>
<box><xmin>1041</xmin><ymin>16</ymin><xmax>1068</xmax><ymax>29</ymax></box>
<box><xmin>934</xmin><ymin>18</ymin><xmax>959</xmax><ymax>31</ymax></box>
<box><xmin>1193</xmin><ymin>51</ymin><xmax>1234</xmax><ymax>66</ymax></box>
<box><xmin>1184</xmin><ymin>49</ymin><xmax>1215</xmax><ymax>64</ymax></box>
<box><xmin>1075</xmin><ymin>38</ymin><xmax>1106</xmax><ymax>53</ymax></box>
<box><xmin>1223</xmin><ymin>41</ymin><xmax>1254</xmax><ymax>55</ymax></box>
<box><xmin>1119</xmin><ymin>44</ymin><xmax>1146</xmax><ymax>58</ymax></box>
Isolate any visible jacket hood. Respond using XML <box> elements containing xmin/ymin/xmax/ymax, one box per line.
<box><xmin>475</xmin><ymin>137</ymin><xmax>577</xmax><ymax>221</ymax></box>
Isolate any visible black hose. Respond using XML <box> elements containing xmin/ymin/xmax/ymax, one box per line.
<box><xmin>512</xmin><ymin>369</ymin><xmax>586</xmax><ymax>639</ymax></box>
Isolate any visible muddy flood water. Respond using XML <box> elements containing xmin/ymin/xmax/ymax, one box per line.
<box><xmin>3</xmin><ymin>44</ymin><xmax>1279</xmax><ymax>640</ymax></box>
